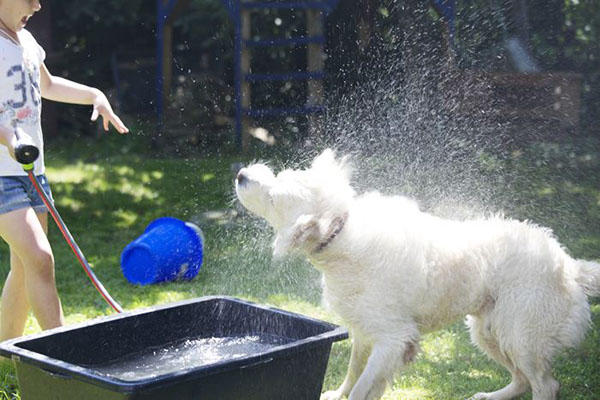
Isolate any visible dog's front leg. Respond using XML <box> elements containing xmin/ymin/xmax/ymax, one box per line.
<box><xmin>321</xmin><ymin>332</ymin><xmax>371</xmax><ymax>400</ymax></box>
<box><xmin>348</xmin><ymin>336</ymin><xmax>419</xmax><ymax>400</ymax></box>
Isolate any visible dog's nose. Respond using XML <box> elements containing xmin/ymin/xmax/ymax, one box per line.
<box><xmin>236</xmin><ymin>171</ymin><xmax>248</xmax><ymax>186</ymax></box>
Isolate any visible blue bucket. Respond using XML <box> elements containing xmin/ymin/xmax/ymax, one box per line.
<box><xmin>120</xmin><ymin>217</ymin><xmax>204</xmax><ymax>285</ymax></box>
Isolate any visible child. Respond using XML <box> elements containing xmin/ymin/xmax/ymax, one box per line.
<box><xmin>0</xmin><ymin>0</ymin><xmax>128</xmax><ymax>341</ymax></box>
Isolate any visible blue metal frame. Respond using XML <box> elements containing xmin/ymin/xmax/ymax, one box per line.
<box><xmin>245</xmin><ymin>71</ymin><xmax>325</xmax><ymax>82</ymax></box>
<box><xmin>431</xmin><ymin>0</ymin><xmax>455</xmax><ymax>39</ymax></box>
<box><xmin>156</xmin><ymin>0</ymin><xmax>341</xmax><ymax>148</ymax></box>
<box><xmin>156</xmin><ymin>1</ymin><xmax>455</xmax><ymax>149</ymax></box>
<box><xmin>156</xmin><ymin>0</ymin><xmax>164</xmax><ymax>125</ymax></box>
<box><xmin>240</xmin><ymin>1</ymin><xmax>336</xmax><ymax>11</ymax></box>
<box><xmin>245</xmin><ymin>35</ymin><xmax>325</xmax><ymax>48</ymax></box>
<box><xmin>232</xmin><ymin>1</ymin><xmax>243</xmax><ymax>149</ymax></box>
<box><xmin>245</xmin><ymin>105</ymin><xmax>325</xmax><ymax>117</ymax></box>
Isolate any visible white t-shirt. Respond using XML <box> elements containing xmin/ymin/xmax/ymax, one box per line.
<box><xmin>0</xmin><ymin>29</ymin><xmax>45</xmax><ymax>176</ymax></box>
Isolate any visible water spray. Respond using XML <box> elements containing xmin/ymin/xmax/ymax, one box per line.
<box><xmin>13</xmin><ymin>127</ymin><xmax>123</xmax><ymax>313</ymax></box>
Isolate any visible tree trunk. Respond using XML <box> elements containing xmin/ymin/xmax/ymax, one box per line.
<box><xmin>28</xmin><ymin>3</ymin><xmax>58</xmax><ymax>139</ymax></box>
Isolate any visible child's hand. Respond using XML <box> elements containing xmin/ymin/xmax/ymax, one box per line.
<box><xmin>6</xmin><ymin>131</ymin><xmax>18</xmax><ymax>161</ymax></box>
<box><xmin>12</xmin><ymin>127</ymin><xmax>39</xmax><ymax>164</ymax></box>
<box><xmin>90</xmin><ymin>91</ymin><xmax>129</xmax><ymax>134</ymax></box>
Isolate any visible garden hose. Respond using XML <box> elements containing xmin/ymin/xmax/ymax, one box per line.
<box><xmin>14</xmin><ymin>128</ymin><xmax>123</xmax><ymax>313</ymax></box>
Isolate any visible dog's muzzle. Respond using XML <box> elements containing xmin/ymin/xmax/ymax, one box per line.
<box><xmin>236</xmin><ymin>171</ymin><xmax>248</xmax><ymax>187</ymax></box>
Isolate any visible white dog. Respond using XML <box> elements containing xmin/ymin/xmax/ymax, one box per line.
<box><xmin>235</xmin><ymin>149</ymin><xmax>600</xmax><ymax>400</ymax></box>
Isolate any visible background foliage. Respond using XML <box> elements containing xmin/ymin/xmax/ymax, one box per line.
<box><xmin>34</xmin><ymin>0</ymin><xmax>599</xmax><ymax>148</ymax></box>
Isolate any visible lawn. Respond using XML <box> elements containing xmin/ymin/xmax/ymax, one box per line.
<box><xmin>1</xmin><ymin>134</ymin><xmax>599</xmax><ymax>399</ymax></box>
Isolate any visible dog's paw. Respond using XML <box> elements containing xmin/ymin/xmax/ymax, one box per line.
<box><xmin>320</xmin><ymin>390</ymin><xmax>345</xmax><ymax>400</ymax></box>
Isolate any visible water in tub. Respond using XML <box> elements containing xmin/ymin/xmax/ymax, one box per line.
<box><xmin>91</xmin><ymin>334</ymin><xmax>290</xmax><ymax>381</ymax></box>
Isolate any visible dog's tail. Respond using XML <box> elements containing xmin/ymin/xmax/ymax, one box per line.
<box><xmin>576</xmin><ymin>259</ymin><xmax>600</xmax><ymax>297</ymax></box>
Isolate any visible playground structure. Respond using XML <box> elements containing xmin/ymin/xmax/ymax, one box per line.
<box><xmin>156</xmin><ymin>0</ymin><xmax>340</xmax><ymax>150</ymax></box>
<box><xmin>155</xmin><ymin>0</ymin><xmax>582</xmax><ymax>151</ymax></box>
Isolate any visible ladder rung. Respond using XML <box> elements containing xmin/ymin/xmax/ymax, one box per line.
<box><xmin>245</xmin><ymin>71</ymin><xmax>324</xmax><ymax>82</ymax></box>
<box><xmin>245</xmin><ymin>36</ymin><xmax>325</xmax><ymax>47</ymax></box>
<box><xmin>241</xmin><ymin>2</ymin><xmax>331</xmax><ymax>10</ymax></box>
<box><xmin>244</xmin><ymin>105</ymin><xmax>325</xmax><ymax>117</ymax></box>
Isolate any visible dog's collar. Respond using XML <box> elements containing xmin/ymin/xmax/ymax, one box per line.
<box><xmin>315</xmin><ymin>212</ymin><xmax>348</xmax><ymax>253</ymax></box>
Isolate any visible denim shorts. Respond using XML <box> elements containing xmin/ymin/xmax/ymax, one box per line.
<box><xmin>0</xmin><ymin>175</ymin><xmax>53</xmax><ymax>215</ymax></box>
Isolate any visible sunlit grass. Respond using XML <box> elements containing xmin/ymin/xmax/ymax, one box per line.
<box><xmin>48</xmin><ymin>162</ymin><xmax>163</xmax><ymax>205</ymax></box>
<box><xmin>0</xmin><ymin>362</ymin><xmax>18</xmax><ymax>400</ymax></box>
<box><xmin>0</xmin><ymin>135</ymin><xmax>599</xmax><ymax>398</ymax></box>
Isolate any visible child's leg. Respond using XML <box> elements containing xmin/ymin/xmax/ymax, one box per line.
<box><xmin>0</xmin><ymin>208</ymin><xmax>64</xmax><ymax>340</ymax></box>
<box><xmin>0</xmin><ymin>250</ymin><xmax>30</xmax><ymax>340</ymax></box>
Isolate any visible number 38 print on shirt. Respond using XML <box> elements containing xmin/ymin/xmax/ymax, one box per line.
<box><xmin>0</xmin><ymin>62</ymin><xmax>41</xmax><ymax>127</ymax></box>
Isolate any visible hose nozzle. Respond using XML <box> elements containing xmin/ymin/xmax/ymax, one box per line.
<box><xmin>13</xmin><ymin>127</ymin><xmax>39</xmax><ymax>165</ymax></box>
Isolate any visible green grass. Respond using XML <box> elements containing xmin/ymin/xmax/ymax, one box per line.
<box><xmin>1</xmin><ymin>134</ymin><xmax>599</xmax><ymax>399</ymax></box>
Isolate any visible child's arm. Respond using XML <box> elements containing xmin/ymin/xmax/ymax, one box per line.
<box><xmin>0</xmin><ymin>125</ymin><xmax>34</xmax><ymax>162</ymax></box>
<box><xmin>0</xmin><ymin>125</ymin><xmax>17</xmax><ymax>159</ymax></box>
<box><xmin>40</xmin><ymin>63</ymin><xmax>129</xmax><ymax>134</ymax></box>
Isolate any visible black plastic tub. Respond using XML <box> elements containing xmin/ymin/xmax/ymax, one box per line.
<box><xmin>0</xmin><ymin>296</ymin><xmax>348</xmax><ymax>400</ymax></box>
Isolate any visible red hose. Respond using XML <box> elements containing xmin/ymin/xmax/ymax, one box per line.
<box><xmin>26</xmin><ymin>170</ymin><xmax>123</xmax><ymax>313</ymax></box>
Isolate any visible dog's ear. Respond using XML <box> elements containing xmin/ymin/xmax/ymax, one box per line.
<box><xmin>273</xmin><ymin>213</ymin><xmax>347</xmax><ymax>257</ymax></box>
<box><xmin>272</xmin><ymin>214</ymin><xmax>320</xmax><ymax>257</ymax></box>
